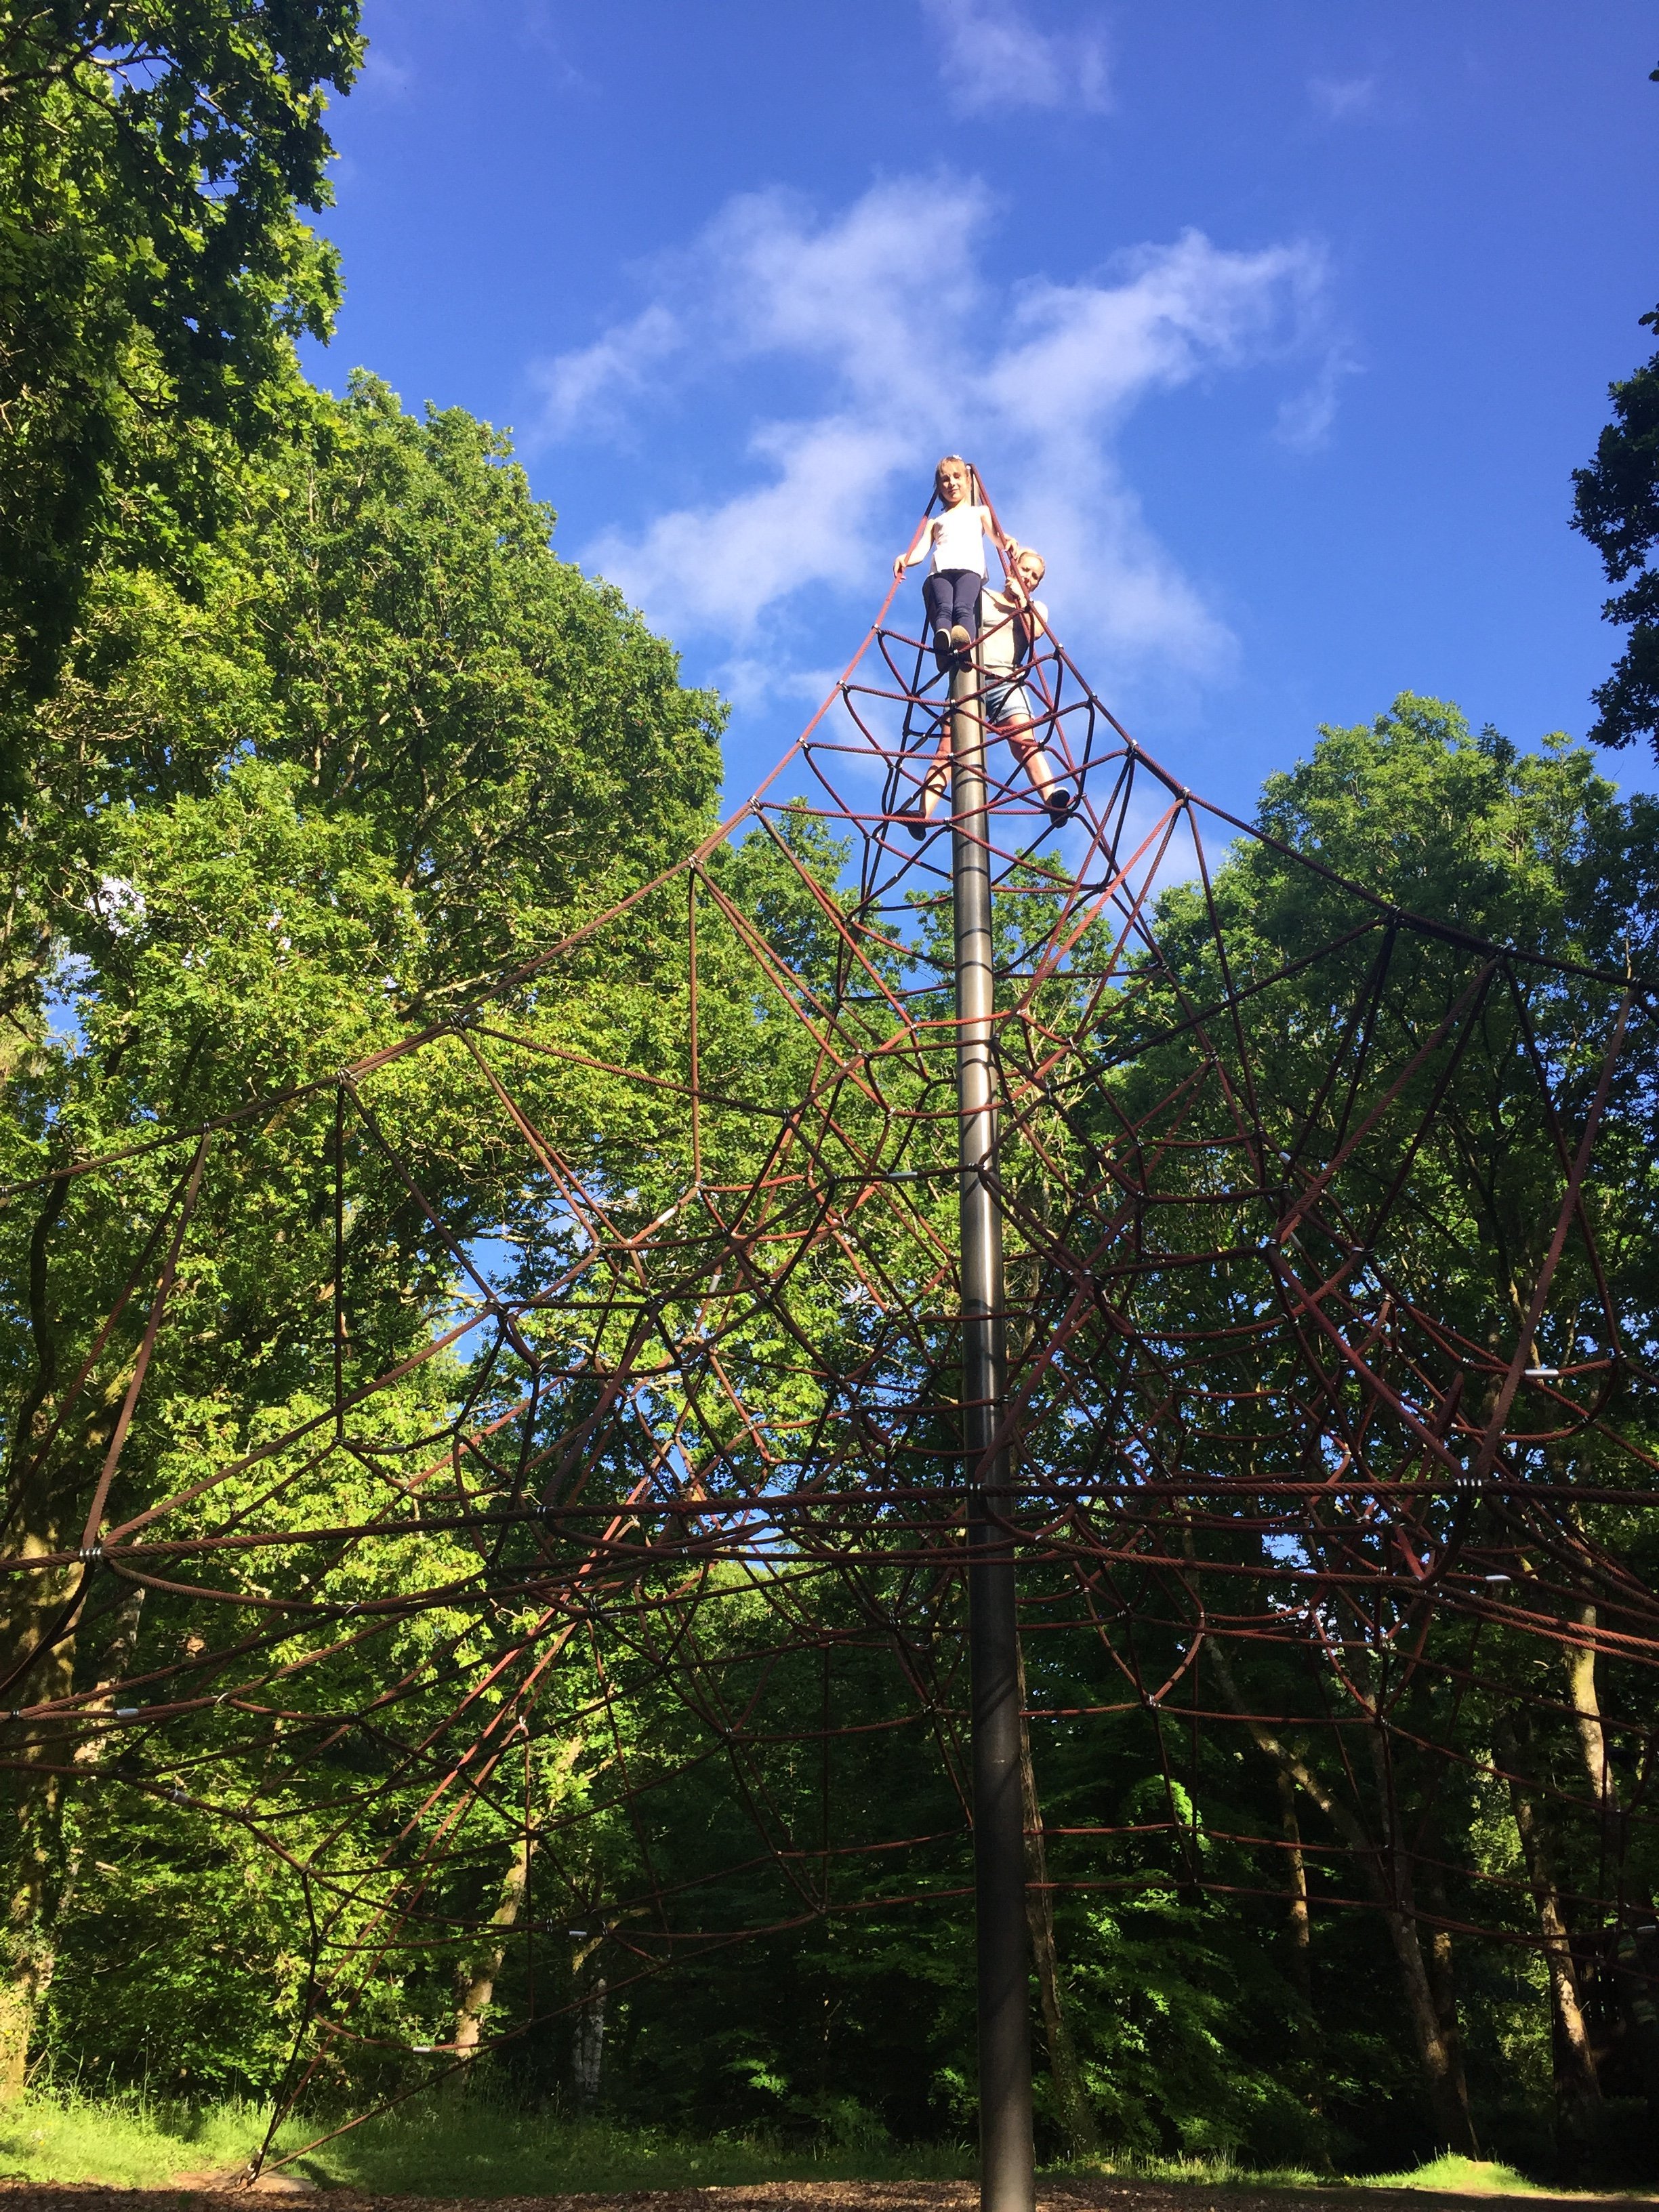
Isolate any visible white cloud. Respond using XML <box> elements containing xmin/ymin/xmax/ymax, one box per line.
<box><xmin>356</xmin><ymin>43</ymin><xmax>414</xmax><ymax>102</ymax></box>
<box><xmin>518</xmin><ymin>3</ymin><xmax>594</xmax><ymax>94</ymax></box>
<box><xmin>701</xmin><ymin>179</ymin><xmax>989</xmax><ymax>402</ymax></box>
<box><xmin>985</xmin><ymin>232</ymin><xmax>1327</xmax><ymax>434</ymax></box>
<box><xmin>719</xmin><ymin>659</ymin><xmax>843</xmax><ymax>719</ymax></box>
<box><xmin>588</xmin><ymin>414</ymin><xmax>912</xmax><ymax>637</ymax></box>
<box><xmin>535</xmin><ymin>180</ymin><xmax>1336</xmax><ymax>695</ymax></box>
<box><xmin>527</xmin><ymin>304</ymin><xmax>681</xmax><ymax>443</ymax></box>
<box><xmin>554</xmin><ymin>180</ymin><xmax>988</xmax><ymax>632</ymax></box>
<box><xmin>1309</xmin><ymin>75</ymin><xmax>1375</xmax><ymax>121</ymax></box>
<box><xmin>920</xmin><ymin>0</ymin><xmax>1109</xmax><ymax>115</ymax></box>
<box><xmin>1275</xmin><ymin>345</ymin><xmax>1362</xmax><ymax>453</ymax></box>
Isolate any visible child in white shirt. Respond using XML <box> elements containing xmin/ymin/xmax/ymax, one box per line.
<box><xmin>901</xmin><ymin>544</ymin><xmax>1074</xmax><ymax>833</ymax></box>
<box><xmin>894</xmin><ymin>455</ymin><xmax>1008</xmax><ymax>671</ymax></box>
<box><xmin>979</xmin><ymin>547</ymin><xmax>1073</xmax><ymax>818</ymax></box>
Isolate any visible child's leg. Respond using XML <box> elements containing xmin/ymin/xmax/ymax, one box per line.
<box><xmin>1006</xmin><ymin>721</ymin><xmax>1052</xmax><ymax>797</ymax></box>
<box><xmin>901</xmin><ymin>719</ymin><xmax>954</xmax><ymax>834</ymax></box>
<box><xmin>950</xmin><ymin>569</ymin><xmax>981</xmax><ymax>641</ymax></box>
<box><xmin>920</xmin><ymin>722</ymin><xmax>952</xmax><ymax>815</ymax></box>
<box><xmin>1007</xmin><ymin>709</ymin><xmax>1074</xmax><ymax>817</ymax></box>
<box><xmin>925</xmin><ymin>571</ymin><xmax>981</xmax><ymax>668</ymax></box>
<box><xmin>922</xmin><ymin>572</ymin><xmax>954</xmax><ymax>641</ymax></box>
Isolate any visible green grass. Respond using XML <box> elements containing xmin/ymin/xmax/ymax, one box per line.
<box><xmin>1</xmin><ymin>2097</ymin><xmax>1654</xmax><ymax>2199</ymax></box>
<box><xmin>282</xmin><ymin>2101</ymin><xmax>974</xmax><ymax>2194</ymax></box>
<box><xmin>1084</xmin><ymin>2150</ymin><xmax>1654</xmax><ymax>2197</ymax></box>
<box><xmin>0</xmin><ymin>2091</ymin><xmax>270</xmax><ymax>2189</ymax></box>
<box><xmin>0</xmin><ymin>2089</ymin><xmax>974</xmax><ymax>2193</ymax></box>
<box><xmin>1067</xmin><ymin>2152</ymin><xmax>1330</xmax><ymax>2188</ymax></box>
<box><xmin>1355</xmin><ymin>2152</ymin><xmax>1636</xmax><ymax>2196</ymax></box>
<box><xmin>1359</xmin><ymin>2154</ymin><xmax>1540</xmax><ymax>2194</ymax></box>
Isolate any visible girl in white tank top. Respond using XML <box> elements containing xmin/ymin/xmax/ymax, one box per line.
<box><xmin>894</xmin><ymin>455</ymin><xmax>1007</xmax><ymax>670</ymax></box>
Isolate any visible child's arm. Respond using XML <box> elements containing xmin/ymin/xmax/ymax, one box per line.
<box><xmin>1015</xmin><ymin>595</ymin><xmax>1051</xmax><ymax>657</ymax></box>
<box><xmin>893</xmin><ymin>516</ymin><xmax>937</xmax><ymax>577</ymax></box>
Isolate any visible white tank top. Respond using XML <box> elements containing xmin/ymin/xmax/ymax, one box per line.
<box><xmin>930</xmin><ymin>501</ymin><xmax>991</xmax><ymax>576</ymax></box>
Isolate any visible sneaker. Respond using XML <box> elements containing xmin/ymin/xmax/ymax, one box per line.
<box><xmin>932</xmin><ymin>628</ymin><xmax>953</xmax><ymax>670</ymax></box>
<box><xmin>905</xmin><ymin>814</ymin><xmax>928</xmax><ymax>840</ymax></box>
<box><xmin>948</xmin><ymin>623</ymin><xmax>973</xmax><ymax>660</ymax></box>
<box><xmin>1046</xmin><ymin>787</ymin><xmax>1076</xmax><ymax>824</ymax></box>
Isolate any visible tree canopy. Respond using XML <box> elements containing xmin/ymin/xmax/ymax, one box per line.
<box><xmin>4</xmin><ymin>7</ymin><xmax>1659</xmax><ymax>2188</ymax></box>
<box><xmin>0</xmin><ymin>0</ymin><xmax>363</xmax><ymax>729</ymax></box>
<box><xmin>1569</xmin><ymin>60</ymin><xmax>1659</xmax><ymax>757</ymax></box>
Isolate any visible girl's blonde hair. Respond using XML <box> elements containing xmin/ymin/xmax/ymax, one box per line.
<box><xmin>934</xmin><ymin>453</ymin><xmax>973</xmax><ymax>495</ymax></box>
<box><xmin>1010</xmin><ymin>541</ymin><xmax>1046</xmax><ymax>579</ymax></box>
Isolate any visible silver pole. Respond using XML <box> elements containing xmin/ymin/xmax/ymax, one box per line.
<box><xmin>950</xmin><ymin>659</ymin><xmax>1034</xmax><ymax>2212</ymax></box>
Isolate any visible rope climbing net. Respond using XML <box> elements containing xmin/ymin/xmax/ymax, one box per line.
<box><xmin>4</xmin><ymin>502</ymin><xmax>1657</xmax><ymax>2163</ymax></box>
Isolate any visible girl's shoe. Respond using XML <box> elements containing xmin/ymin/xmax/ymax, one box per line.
<box><xmin>1046</xmin><ymin>787</ymin><xmax>1076</xmax><ymax>824</ymax></box>
<box><xmin>933</xmin><ymin>628</ymin><xmax>953</xmax><ymax>670</ymax></box>
<box><xmin>948</xmin><ymin>623</ymin><xmax>973</xmax><ymax>660</ymax></box>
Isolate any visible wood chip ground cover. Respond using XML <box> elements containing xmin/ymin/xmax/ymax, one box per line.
<box><xmin>0</xmin><ymin>2177</ymin><xmax>1652</xmax><ymax>2212</ymax></box>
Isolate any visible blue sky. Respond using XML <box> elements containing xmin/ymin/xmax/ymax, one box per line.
<box><xmin>301</xmin><ymin>2</ymin><xmax>1658</xmax><ymax>821</ymax></box>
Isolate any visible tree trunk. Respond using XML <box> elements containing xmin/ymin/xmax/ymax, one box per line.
<box><xmin>448</xmin><ymin>1733</ymin><xmax>590</xmax><ymax>2074</ymax></box>
<box><xmin>0</xmin><ymin>1528</ymin><xmax>77</xmax><ymax>2103</ymax></box>
<box><xmin>1418</xmin><ymin>1854</ymin><xmax>1476</xmax><ymax>2137</ymax></box>
<box><xmin>1017</xmin><ymin>1646</ymin><xmax>1098</xmax><ymax>2156</ymax></box>
<box><xmin>1492</xmin><ymin>1707</ymin><xmax>1602</xmax><ymax>2143</ymax></box>
<box><xmin>0</xmin><ymin>1178</ymin><xmax>73</xmax><ymax>2101</ymax></box>
<box><xmin>0</xmin><ymin>1174</ymin><xmax>135</xmax><ymax>2099</ymax></box>
<box><xmin>1276</xmin><ymin>1767</ymin><xmax>1323</xmax><ymax>2116</ymax></box>
<box><xmin>450</xmin><ymin>1832</ymin><xmax>537</xmax><ymax>2068</ymax></box>
<box><xmin>1567</xmin><ymin>1607</ymin><xmax>1618</xmax><ymax>1871</ymax></box>
<box><xmin>571</xmin><ymin>1930</ymin><xmax>606</xmax><ymax>2107</ymax></box>
<box><xmin>1208</xmin><ymin>1642</ymin><xmax>1479</xmax><ymax>2156</ymax></box>
<box><xmin>1</xmin><ymin>1525</ymin><xmax>148</xmax><ymax>2097</ymax></box>
<box><xmin>1377</xmin><ymin>1885</ymin><xmax>1479</xmax><ymax>2152</ymax></box>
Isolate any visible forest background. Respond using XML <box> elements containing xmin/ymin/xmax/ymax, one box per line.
<box><xmin>3</xmin><ymin>0</ymin><xmax>1659</xmax><ymax>2195</ymax></box>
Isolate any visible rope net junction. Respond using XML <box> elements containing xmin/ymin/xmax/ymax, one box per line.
<box><xmin>5</xmin><ymin>494</ymin><xmax>1659</xmax><ymax>2164</ymax></box>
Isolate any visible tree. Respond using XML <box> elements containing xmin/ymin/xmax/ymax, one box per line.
<box><xmin>1569</xmin><ymin>62</ymin><xmax>1659</xmax><ymax>757</ymax></box>
<box><xmin>1005</xmin><ymin>697</ymin><xmax>1659</xmax><ymax>2161</ymax></box>
<box><xmin>0</xmin><ymin>0</ymin><xmax>363</xmax><ymax>733</ymax></box>
<box><xmin>0</xmin><ymin>371</ymin><xmax>726</xmax><ymax>2093</ymax></box>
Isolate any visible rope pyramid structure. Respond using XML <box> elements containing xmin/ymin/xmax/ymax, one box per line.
<box><xmin>4</xmin><ymin>495</ymin><xmax>1659</xmax><ymax>2186</ymax></box>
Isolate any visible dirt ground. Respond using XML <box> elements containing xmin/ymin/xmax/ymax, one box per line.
<box><xmin>0</xmin><ymin>2177</ymin><xmax>1650</xmax><ymax>2212</ymax></box>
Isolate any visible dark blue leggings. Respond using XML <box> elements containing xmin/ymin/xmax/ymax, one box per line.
<box><xmin>923</xmin><ymin>567</ymin><xmax>981</xmax><ymax>640</ymax></box>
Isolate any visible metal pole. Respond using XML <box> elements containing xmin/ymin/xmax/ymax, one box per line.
<box><xmin>950</xmin><ymin>660</ymin><xmax>1035</xmax><ymax>2212</ymax></box>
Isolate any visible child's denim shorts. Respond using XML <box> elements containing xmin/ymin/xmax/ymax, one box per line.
<box><xmin>980</xmin><ymin>678</ymin><xmax>1034</xmax><ymax>729</ymax></box>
